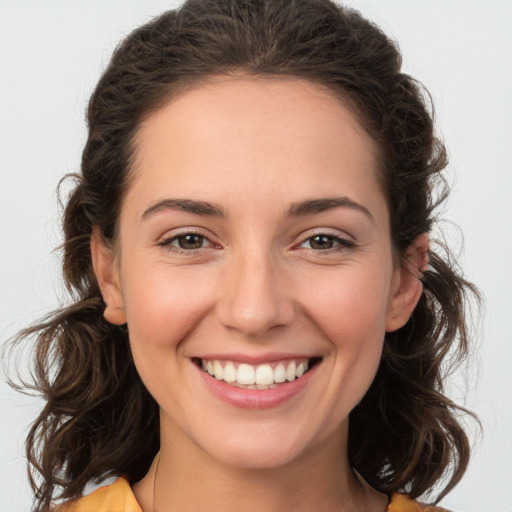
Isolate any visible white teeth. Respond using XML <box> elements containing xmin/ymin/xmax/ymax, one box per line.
<box><xmin>255</xmin><ymin>364</ymin><xmax>274</xmax><ymax>385</ymax></box>
<box><xmin>199</xmin><ymin>358</ymin><xmax>316</xmax><ymax>387</ymax></box>
<box><xmin>213</xmin><ymin>361</ymin><xmax>223</xmax><ymax>380</ymax></box>
<box><xmin>274</xmin><ymin>363</ymin><xmax>286</xmax><ymax>383</ymax></box>
<box><xmin>223</xmin><ymin>362</ymin><xmax>237</xmax><ymax>383</ymax></box>
<box><xmin>237</xmin><ymin>363</ymin><xmax>255</xmax><ymax>385</ymax></box>
<box><xmin>286</xmin><ymin>361</ymin><xmax>296</xmax><ymax>382</ymax></box>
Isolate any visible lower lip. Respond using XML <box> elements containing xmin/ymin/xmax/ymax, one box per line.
<box><xmin>195</xmin><ymin>362</ymin><xmax>319</xmax><ymax>409</ymax></box>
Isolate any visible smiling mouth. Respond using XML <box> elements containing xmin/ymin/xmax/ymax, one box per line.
<box><xmin>192</xmin><ymin>357</ymin><xmax>322</xmax><ymax>390</ymax></box>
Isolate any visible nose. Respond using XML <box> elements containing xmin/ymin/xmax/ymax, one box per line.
<box><xmin>215</xmin><ymin>250</ymin><xmax>296</xmax><ymax>338</ymax></box>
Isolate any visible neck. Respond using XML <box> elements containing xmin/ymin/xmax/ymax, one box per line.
<box><xmin>133</xmin><ymin>420</ymin><xmax>387</xmax><ymax>512</ymax></box>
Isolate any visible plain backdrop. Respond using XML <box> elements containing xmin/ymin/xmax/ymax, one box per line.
<box><xmin>1</xmin><ymin>1</ymin><xmax>511</xmax><ymax>511</ymax></box>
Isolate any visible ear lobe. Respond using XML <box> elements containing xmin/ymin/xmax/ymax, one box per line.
<box><xmin>385</xmin><ymin>233</ymin><xmax>429</xmax><ymax>332</ymax></box>
<box><xmin>90</xmin><ymin>229</ymin><xmax>127</xmax><ymax>325</ymax></box>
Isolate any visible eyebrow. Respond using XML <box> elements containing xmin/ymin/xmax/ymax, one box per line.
<box><xmin>287</xmin><ymin>196</ymin><xmax>374</xmax><ymax>222</ymax></box>
<box><xmin>141</xmin><ymin>196</ymin><xmax>373</xmax><ymax>222</ymax></box>
<box><xmin>141</xmin><ymin>199</ymin><xmax>225</xmax><ymax>220</ymax></box>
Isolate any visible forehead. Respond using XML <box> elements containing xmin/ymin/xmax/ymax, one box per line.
<box><xmin>135</xmin><ymin>75</ymin><xmax>375</xmax><ymax>160</ymax></box>
<box><xmin>128</xmin><ymin>76</ymin><xmax>385</xmax><ymax>220</ymax></box>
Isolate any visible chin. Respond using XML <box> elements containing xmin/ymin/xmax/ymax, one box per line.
<box><xmin>193</xmin><ymin>421</ymin><xmax>326</xmax><ymax>471</ymax></box>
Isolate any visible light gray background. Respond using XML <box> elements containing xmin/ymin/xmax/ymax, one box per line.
<box><xmin>1</xmin><ymin>1</ymin><xmax>511</xmax><ymax>511</ymax></box>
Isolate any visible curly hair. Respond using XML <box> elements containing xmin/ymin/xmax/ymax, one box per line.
<box><xmin>10</xmin><ymin>1</ymin><xmax>478</xmax><ymax>510</ymax></box>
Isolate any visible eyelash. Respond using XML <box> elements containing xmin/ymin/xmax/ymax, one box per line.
<box><xmin>157</xmin><ymin>230</ymin><xmax>217</xmax><ymax>253</ymax></box>
<box><xmin>297</xmin><ymin>232</ymin><xmax>355</xmax><ymax>253</ymax></box>
<box><xmin>157</xmin><ymin>230</ymin><xmax>355</xmax><ymax>254</ymax></box>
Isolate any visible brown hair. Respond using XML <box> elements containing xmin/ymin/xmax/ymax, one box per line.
<box><xmin>10</xmin><ymin>0</ymin><xmax>479</xmax><ymax>510</ymax></box>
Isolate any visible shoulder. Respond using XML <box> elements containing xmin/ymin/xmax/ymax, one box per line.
<box><xmin>57</xmin><ymin>477</ymin><xmax>142</xmax><ymax>512</ymax></box>
<box><xmin>388</xmin><ymin>493</ymin><xmax>453</xmax><ymax>512</ymax></box>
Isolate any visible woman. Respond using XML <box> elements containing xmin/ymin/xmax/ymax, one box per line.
<box><xmin>13</xmin><ymin>0</ymin><xmax>477</xmax><ymax>510</ymax></box>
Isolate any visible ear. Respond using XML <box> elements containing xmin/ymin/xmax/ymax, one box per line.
<box><xmin>385</xmin><ymin>233</ymin><xmax>429</xmax><ymax>332</ymax></box>
<box><xmin>90</xmin><ymin>228</ymin><xmax>127</xmax><ymax>325</ymax></box>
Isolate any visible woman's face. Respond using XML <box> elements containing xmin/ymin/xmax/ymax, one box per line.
<box><xmin>95</xmin><ymin>77</ymin><xmax>421</xmax><ymax>470</ymax></box>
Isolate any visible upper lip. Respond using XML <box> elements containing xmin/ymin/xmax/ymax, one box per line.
<box><xmin>193</xmin><ymin>352</ymin><xmax>320</xmax><ymax>365</ymax></box>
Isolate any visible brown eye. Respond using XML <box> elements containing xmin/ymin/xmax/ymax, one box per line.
<box><xmin>176</xmin><ymin>234</ymin><xmax>205</xmax><ymax>249</ymax></box>
<box><xmin>159</xmin><ymin>232</ymin><xmax>213</xmax><ymax>251</ymax></box>
<box><xmin>158</xmin><ymin>230</ymin><xmax>219</xmax><ymax>253</ymax></box>
<box><xmin>299</xmin><ymin>233</ymin><xmax>355</xmax><ymax>252</ymax></box>
<box><xmin>308</xmin><ymin>235</ymin><xmax>335</xmax><ymax>250</ymax></box>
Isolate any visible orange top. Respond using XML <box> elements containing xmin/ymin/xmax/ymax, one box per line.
<box><xmin>58</xmin><ymin>477</ymin><xmax>450</xmax><ymax>512</ymax></box>
<box><xmin>58</xmin><ymin>479</ymin><xmax>141</xmax><ymax>512</ymax></box>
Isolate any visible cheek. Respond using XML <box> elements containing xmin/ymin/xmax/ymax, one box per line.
<box><xmin>121</xmin><ymin>263</ymin><xmax>218</xmax><ymax>353</ymax></box>
<box><xmin>302</xmin><ymin>265</ymin><xmax>392</xmax><ymax>343</ymax></box>
<box><xmin>119</xmin><ymin>264</ymin><xmax>220</xmax><ymax>414</ymax></box>
<box><xmin>299</xmin><ymin>265</ymin><xmax>391</xmax><ymax>395</ymax></box>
